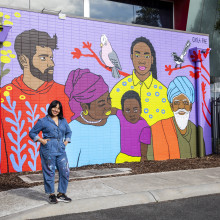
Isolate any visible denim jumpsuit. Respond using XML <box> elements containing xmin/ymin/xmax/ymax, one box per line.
<box><xmin>29</xmin><ymin>115</ymin><xmax>72</xmax><ymax>194</ymax></box>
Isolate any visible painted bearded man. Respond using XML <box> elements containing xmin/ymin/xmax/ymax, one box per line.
<box><xmin>151</xmin><ymin>76</ymin><xmax>205</xmax><ymax>160</ymax></box>
<box><xmin>1</xmin><ymin>29</ymin><xmax>72</xmax><ymax>173</ymax></box>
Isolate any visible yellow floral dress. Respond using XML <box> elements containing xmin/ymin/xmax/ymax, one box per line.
<box><xmin>110</xmin><ymin>71</ymin><xmax>173</xmax><ymax>126</ymax></box>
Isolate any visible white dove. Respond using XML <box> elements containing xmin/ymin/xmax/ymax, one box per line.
<box><xmin>100</xmin><ymin>34</ymin><xmax>122</xmax><ymax>78</ymax></box>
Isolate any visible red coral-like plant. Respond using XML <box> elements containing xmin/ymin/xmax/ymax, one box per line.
<box><xmin>71</xmin><ymin>42</ymin><xmax>130</xmax><ymax>77</ymax></box>
<box><xmin>165</xmin><ymin>64</ymin><xmax>200</xmax><ymax>76</ymax></box>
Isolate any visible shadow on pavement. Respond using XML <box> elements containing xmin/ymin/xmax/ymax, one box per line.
<box><xmin>8</xmin><ymin>187</ymin><xmax>47</xmax><ymax>202</ymax></box>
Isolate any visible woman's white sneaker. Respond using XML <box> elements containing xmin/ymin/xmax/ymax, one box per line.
<box><xmin>57</xmin><ymin>193</ymin><xmax>72</xmax><ymax>203</ymax></box>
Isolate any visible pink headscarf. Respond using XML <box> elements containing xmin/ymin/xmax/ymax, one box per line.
<box><xmin>65</xmin><ymin>68</ymin><xmax>109</xmax><ymax>120</ymax></box>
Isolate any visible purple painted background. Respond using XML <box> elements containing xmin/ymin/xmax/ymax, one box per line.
<box><xmin>0</xmin><ymin>7</ymin><xmax>212</xmax><ymax>154</ymax></box>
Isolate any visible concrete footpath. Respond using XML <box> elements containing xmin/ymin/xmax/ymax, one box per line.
<box><xmin>1</xmin><ymin>167</ymin><xmax>220</xmax><ymax>220</ymax></box>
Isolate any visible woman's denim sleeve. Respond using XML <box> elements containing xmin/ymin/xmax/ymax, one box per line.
<box><xmin>64</xmin><ymin>119</ymin><xmax>72</xmax><ymax>143</ymax></box>
<box><xmin>29</xmin><ymin>119</ymin><xmax>43</xmax><ymax>142</ymax></box>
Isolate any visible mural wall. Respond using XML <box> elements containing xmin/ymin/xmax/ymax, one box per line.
<box><xmin>0</xmin><ymin>7</ymin><xmax>211</xmax><ymax>173</ymax></box>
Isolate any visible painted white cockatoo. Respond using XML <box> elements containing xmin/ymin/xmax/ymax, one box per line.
<box><xmin>171</xmin><ymin>40</ymin><xmax>191</xmax><ymax>68</ymax></box>
<box><xmin>100</xmin><ymin>34</ymin><xmax>122</xmax><ymax>78</ymax></box>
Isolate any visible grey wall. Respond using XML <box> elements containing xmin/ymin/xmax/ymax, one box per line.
<box><xmin>187</xmin><ymin>0</ymin><xmax>220</xmax><ymax>77</ymax></box>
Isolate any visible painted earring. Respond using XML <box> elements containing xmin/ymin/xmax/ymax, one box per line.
<box><xmin>83</xmin><ymin>110</ymin><xmax>88</xmax><ymax>115</ymax></box>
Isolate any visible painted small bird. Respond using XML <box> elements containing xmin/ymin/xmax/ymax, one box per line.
<box><xmin>100</xmin><ymin>34</ymin><xmax>122</xmax><ymax>78</ymax></box>
<box><xmin>171</xmin><ymin>40</ymin><xmax>191</xmax><ymax>68</ymax></box>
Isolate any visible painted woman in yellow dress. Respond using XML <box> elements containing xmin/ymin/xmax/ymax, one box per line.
<box><xmin>110</xmin><ymin>37</ymin><xmax>173</xmax><ymax>127</ymax></box>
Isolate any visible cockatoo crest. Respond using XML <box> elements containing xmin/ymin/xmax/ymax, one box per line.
<box><xmin>101</xmin><ymin>34</ymin><xmax>108</xmax><ymax>46</ymax></box>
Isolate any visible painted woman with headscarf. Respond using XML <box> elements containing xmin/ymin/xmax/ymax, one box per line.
<box><xmin>64</xmin><ymin>69</ymin><xmax>121</xmax><ymax>167</ymax></box>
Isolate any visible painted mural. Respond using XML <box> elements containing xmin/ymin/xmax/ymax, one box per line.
<box><xmin>0</xmin><ymin>7</ymin><xmax>211</xmax><ymax>173</ymax></box>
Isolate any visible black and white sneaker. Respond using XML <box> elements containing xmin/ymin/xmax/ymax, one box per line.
<box><xmin>57</xmin><ymin>193</ymin><xmax>72</xmax><ymax>203</ymax></box>
<box><xmin>49</xmin><ymin>194</ymin><xmax>58</xmax><ymax>204</ymax></box>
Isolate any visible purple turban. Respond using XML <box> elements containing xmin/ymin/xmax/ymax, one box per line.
<box><xmin>65</xmin><ymin>68</ymin><xmax>109</xmax><ymax>120</ymax></box>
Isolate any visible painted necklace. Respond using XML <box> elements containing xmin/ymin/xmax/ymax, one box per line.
<box><xmin>80</xmin><ymin>111</ymin><xmax>102</xmax><ymax>124</ymax></box>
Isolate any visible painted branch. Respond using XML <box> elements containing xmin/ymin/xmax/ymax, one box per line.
<box><xmin>202</xmin><ymin>103</ymin><xmax>211</xmax><ymax>127</ymax></box>
<box><xmin>201</xmin><ymin>62</ymin><xmax>210</xmax><ymax>77</ymax></box>
<box><xmin>86</xmin><ymin>46</ymin><xmax>130</xmax><ymax>77</ymax></box>
<box><xmin>201</xmin><ymin>82</ymin><xmax>211</xmax><ymax>115</ymax></box>
<box><xmin>167</xmin><ymin>65</ymin><xmax>200</xmax><ymax>76</ymax></box>
<box><xmin>201</xmin><ymin>74</ymin><xmax>210</xmax><ymax>85</ymax></box>
<box><xmin>202</xmin><ymin>94</ymin><xmax>211</xmax><ymax>115</ymax></box>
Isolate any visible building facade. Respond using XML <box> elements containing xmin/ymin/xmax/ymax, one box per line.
<box><xmin>0</xmin><ymin>0</ymin><xmax>213</xmax><ymax>173</ymax></box>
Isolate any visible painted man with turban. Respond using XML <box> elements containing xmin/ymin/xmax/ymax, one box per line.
<box><xmin>150</xmin><ymin>76</ymin><xmax>205</xmax><ymax>160</ymax></box>
<box><xmin>64</xmin><ymin>69</ymin><xmax>120</xmax><ymax>167</ymax></box>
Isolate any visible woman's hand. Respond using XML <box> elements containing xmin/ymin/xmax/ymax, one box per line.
<box><xmin>64</xmin><ymin>140</ymin><xmax>68</xmax><ymax>146</ymax></box>
<box><xmin>38</xmin><ymin>138</ymin><xmax>49</xmax><ymax>146</ymax></box>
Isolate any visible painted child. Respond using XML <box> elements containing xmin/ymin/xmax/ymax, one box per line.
<box><xmin>112</xmin><ymin>90</ymin><xmax>151</xmax><ymax>163</ymax></box>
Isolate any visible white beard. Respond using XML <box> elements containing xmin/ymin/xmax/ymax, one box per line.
<box><xmin>174</xmin><ymin>109</ymin><xmax>190</xmax><ymax>130</ymax></box>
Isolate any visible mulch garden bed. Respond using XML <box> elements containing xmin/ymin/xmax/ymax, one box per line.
<box><xmin>1</xmin><ymin>154</ymin><xmax>220</xmax><ymax>192</ymax></box>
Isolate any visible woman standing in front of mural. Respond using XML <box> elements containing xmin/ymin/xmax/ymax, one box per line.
<box><xmin>29</xmin><ymin>100</ymin><xmax>72</xmax><ymax>204</ymax></box>
<box><xmin>64</xmin><ymin>68</ymin><xmax>121</xmax><ymax>168</ymax></box>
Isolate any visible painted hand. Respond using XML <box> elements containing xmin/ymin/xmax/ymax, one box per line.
<box><xmin>64</xmin><ymin>140</ymin><xmax>68</xmax><ymax>146</ymax></box>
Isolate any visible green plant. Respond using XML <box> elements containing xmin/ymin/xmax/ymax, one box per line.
<box><xmin>0</xmin><ymin>16</ymin><xmax>15</xmax><ymax>84</ymax></box>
